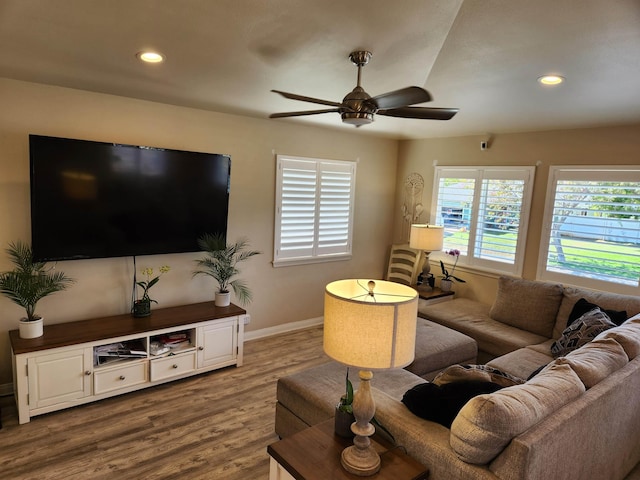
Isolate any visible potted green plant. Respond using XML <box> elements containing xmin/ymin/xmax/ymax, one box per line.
<box><xmin>193</xmin><ymin>233</ymin><xmax>261</xmax><ymax>306</ymax></box>
<box><xmin>132</xmin><ymin>265</ymin><xmax>170</xmax><ymax>317</ymax></box>
<box><xmin>335</xmin><ymin>368</ymin><xmax>395</xmax><ymax>441</ymax></box>
<box><xmin>0</xmin><ymin>241</ymin><xmax>75</xmax><ymax>338</ymax></box>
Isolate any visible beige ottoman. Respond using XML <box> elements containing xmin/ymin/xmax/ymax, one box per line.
<box><xmin>407</xmin><ymin>318</ymin><xmax>478</xmax><ymax>379</ymax></box>
<box><xmin>275</xmin><ymin>318</ymin><xmax>478</xmax><ymax>438</ymax></box>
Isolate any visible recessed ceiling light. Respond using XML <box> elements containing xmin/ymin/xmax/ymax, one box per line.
<box><xmin>538</xmin><ymin>75</ymin><xmax>565</xmax><ymax>86</ymax></box>
<box><xmin>136</xmin><ymin>51</ymin><xmax>165</xmax><ymax>63</ymax></box>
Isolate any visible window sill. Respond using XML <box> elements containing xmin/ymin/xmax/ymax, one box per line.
<box><xmin>427</xmin><ymin>258</ymin><xmax>512</xmax><ymax>280</ymax></box>
<box><xmin>272</xmin><ymin>254</ymin><xmax>352</xmax><ymax>268</ymax></box>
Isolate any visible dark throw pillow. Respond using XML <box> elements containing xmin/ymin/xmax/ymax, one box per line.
<box><xmin>567</xmin><ymin>298</ymin><xmax>628</xmax><ymax>327</ymax></box>
<box><xmin>526</xmin><ymin>364</ymin><xmax>547</xmax><ymax>381</ymax></box>
<box><xmin>552</xmin><ymin>307</ymin><xmax>616</xmax><ymax>357</ymax></box>
<box><xmin>401</xmin><ymin>381</ymin><xmax>503</xmax><ymax>428</ymax></box>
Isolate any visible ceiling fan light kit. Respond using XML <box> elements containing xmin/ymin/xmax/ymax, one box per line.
<box><xmin>270</xmin><ymin>50</ymin><xmax>459</xmax><ymax>127</ymax></box>
<box><xmin>342</xmin><ymin>111</ymin><xmax>374</xmax><ymax>126</ymax></box>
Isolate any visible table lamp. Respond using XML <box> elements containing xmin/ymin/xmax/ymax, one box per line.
<box><xmin>409</xmin><ymin>224</ymin><xmax>444</xmax><ymax>289</ymax></box>
<box><xmin>324</xmin><ymin>279</ymin><xmax>418</xmax><ymax>476</ymax></box>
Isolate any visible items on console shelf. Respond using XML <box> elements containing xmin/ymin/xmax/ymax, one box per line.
<box><xmin>95</xmin><ymin>339</ymin><xmax>147</xmax><ymax>365</ymax></box>
<box><xmin>150</xmin><ymin>332</ymin><xmax>192</xmax><ymax>356</ymax></box>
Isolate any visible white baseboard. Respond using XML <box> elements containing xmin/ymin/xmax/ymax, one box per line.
<box><xmin>244</xmin><ymin>316</ymin><xmax>323</xmax><ymax>342</ymax></box>
<box><xmin>0</xmin><ymin>382</ymin><xmax>13</xmax><ymax>397</ymax></box>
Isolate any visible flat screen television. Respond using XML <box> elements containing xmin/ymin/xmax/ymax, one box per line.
<box><xmin>29</xmin><ymin>134</ymin><xmax>230</xmax><ymax>262</ymax></box>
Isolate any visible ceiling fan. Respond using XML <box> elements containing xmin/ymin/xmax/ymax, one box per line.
<box><xmin>269</xmin><ymin>50</ymin><xmax>459</xmax><ymax>127</ymax></box>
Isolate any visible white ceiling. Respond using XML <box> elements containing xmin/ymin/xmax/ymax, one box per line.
<box><xmin>1</xmin><ymin>0</ymin><xmax>640</xmax><ymax>140</ymax></box>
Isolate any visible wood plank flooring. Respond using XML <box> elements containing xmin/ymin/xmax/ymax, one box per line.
<box><xmin>0</xmin><ymin>325</ymin><xmax>329</xmax><ymax>480</ymax></box>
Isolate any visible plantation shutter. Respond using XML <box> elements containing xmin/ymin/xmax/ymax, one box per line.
<box><xmin>474</xmin><ymin>169</ymin><xmax>533</xmax><ymax>273</ymax></box>
<box><xmin>317</xmin><ymin>163</ymin><xmax>355</xmax><ymax>255</ymax></box>
<box><xmin>541</xmin><ymin>167</ymin><xmax>640</xmax><ymax>289</ymax></box>
<box><xmin>433</xmin><ymin>169</ymin><xmax>477</xmax><ymax>256</ymax></box>
<box><xmin>277</xmin><ymin>159</ymin><xmax>317</xmax><ymax>259</ymax></box>
<box><xmin>275</xmin><ymin>156</ymin><xmax>355</xmax><ymax>265</ymax></box>
<box><xmin>432</xmin><ymin>167</ymin><xmax>534</xmax><ymax>276</ymax></box>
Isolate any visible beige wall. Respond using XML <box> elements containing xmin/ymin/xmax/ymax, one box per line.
<box><xmin>2</xmin><ymin>76</ymin><xmax>639</xmax><ymax>387</ymax></box>
<box><xmin>394</xmin><ymin>124</ymin><xmax>640</xmax><ymax>304</ymax></box>
<box><xmin>0</xmin><ymin>78</ymin><xmax>399</xmax><ymax>385</ymax></box>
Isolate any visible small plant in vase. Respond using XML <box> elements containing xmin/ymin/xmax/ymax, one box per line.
<box><xmin>132</xmin><ymin>265</ymin><xmax>170</xmax><ymax>317</ymax></box>
<box><xmin>335</xmin><ymin>368</ymin><xmax>395</xmax><ymax>441</ymax></box>
<box><xmin>335</xmin><ymin>368</ymin><xmax>355</xmax><ymax>437</ymax></box>
<box><xmin>439</xmin><ymin>249</ymin><xmax>465</xmax><ymax>292</ymax></box>
<box><xmin>193</xmin><ymin>233</ymin><xmax>261</xmax><ymax>307</ymax></box>
<box><xmin>0</xmin><ymin>241</ymin><xmax>75</xmax><ymax>338</ymax></box>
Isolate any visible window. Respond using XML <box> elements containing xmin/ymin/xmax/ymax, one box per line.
<box><xmin>274</xmin><ymin>155</ymin><xmax>356</xmax><ymax>266</ymax></box>
<box><xmin>431</xmin><ymin>167</ymin><xmax>535</xmax><ymax>275</ymax></box>
<box><xmin>538</xmin><ymin>166</ymin><xmax>640</xmax><ymax>294</ymax></box>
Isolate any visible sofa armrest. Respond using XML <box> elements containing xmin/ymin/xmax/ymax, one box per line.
<box><xmin>372</xmin><ymin>389</ymin><xmax>499</xmax><ymax>480</ymax></box>
<box><xmin>491</xmin><ymin>357</ymin><xmax>640</xmax><ymax>480</ymax></box>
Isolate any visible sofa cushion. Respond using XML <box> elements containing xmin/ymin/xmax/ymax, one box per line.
<box><xmin>402</xmin><ymin>380</ymin><xmax>503</xmax><ymax>428</ymax></box>
<box><xmin>551</xmin><ymin>308</ymin><xmax>616</xmax><ymax>357</ymax></box>
<box><xmin>420</xmin><ymin>298</ymin><xmax>548</xmax><ymax>359</ymax></box>
<box><xmin>433</xmin><ymin>364</ymin><xmax>523</xmax><ymax>388</ymax></box>
<box><xmin>567</xmin><ymin>297</ymin><xmax>628</xmax><ymax>327</ymax></box>
<box><xmin>449</xmin><ymin>363</ymin><xmax>585</xmax><ymax>465</ymax></box>
<box><xmin>489</xmin><ymin>276</ymin><xmax>564</xmax><ymax>337</ymax></box>
<box><xmin>406</xmin><ymin>318</ymin><xmax>478</xmax><ymax>379</ymax></box>
<box><xmin>555</xmin><ymin>337</ymin><xmax>628</xmax><ymax>388</ymax></box>
<box><xmin>487</xmin><ymin>345</ymin><xmax>553</xmax><ymax>380</ymax></box>
<box><xmin>553</xmin><ymin>286</ymin><xmax>640</xmax><ymax>339</ymax></box>
<box><xmin>598</xmin><ymin>315</ymin><xmax>640</xmax><ymax>359</ymax></box>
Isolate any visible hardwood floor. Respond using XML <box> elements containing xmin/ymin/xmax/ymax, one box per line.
<box><xmin>0</xmin><ymin>325</ymin><xmax>329</xmax><ymax>480</ymax></box>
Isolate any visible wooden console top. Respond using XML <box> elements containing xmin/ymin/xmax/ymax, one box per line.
<box><xmin>9</xmin><ymin>301</ymin><xmax>246</xmax><ymax>355</ymax></box>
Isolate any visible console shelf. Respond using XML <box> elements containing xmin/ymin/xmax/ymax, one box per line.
<box><xmin>9</xmin><ymin>301</ymin><xmax>247</xmax><ymax>424</ymax></box>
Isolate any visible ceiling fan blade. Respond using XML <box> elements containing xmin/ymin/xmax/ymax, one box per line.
<box><xmin>378</xmin><ymin>106</ymin><xmax>459</xmax><ymax>120</ymax></box>
<box><xmin>272</xmin><ymin>90</ymin><xmax>342</xmax><ymax>108</ymax></box>
<box><xmin>370</xmin><ymin>86</ymin><xmax>432</xmax><ymax>110</ymax></box>
<box><xmin>270</xmin><ymin>108</ymin><xmax>341</xmax><ymax>118</ymax></box>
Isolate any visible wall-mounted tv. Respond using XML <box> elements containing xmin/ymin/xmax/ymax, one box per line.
<box><xmin>29</xmin><ymin>134</ymin><xmax>230</xmax><ymax>262</ymax></box>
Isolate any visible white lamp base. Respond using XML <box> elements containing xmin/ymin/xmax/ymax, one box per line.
<box><xmin>341</xmin><ymin>442</ymin><xmax>381</xmax><ymax>476</ymax></box>
<box><xmin>341</xmin><ymin>370</ymin><xmax>380</xmax><ymax>476</ymax></box>
<box><xmin>417</xmin><ymin>250</ymin><xmax>434</xmax><ymax>288</ymax></box>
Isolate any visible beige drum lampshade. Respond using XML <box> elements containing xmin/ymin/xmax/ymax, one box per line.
<box><xmin>323</xmin><ymin>279</ymin><xmax>418</xmax><ymax>370</ymax></box>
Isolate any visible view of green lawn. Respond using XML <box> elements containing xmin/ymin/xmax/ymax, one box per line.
<box><xmin>547</xmin><ymin>237</ymin><xmax>640</xmax><ymax>283</ymax></box>
<box><xmin>444</xmin><ymin>230</ymin><xmax>640</xmax><ymax>284</ymax></box>
<box><xmin>445</xmin><ymin>230</ymin><xmax>518</xmax><ymax>262</ymax></box>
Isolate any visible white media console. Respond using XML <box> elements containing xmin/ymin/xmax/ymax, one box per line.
<box><xmin>9</xmin><ymin>301</ymin><xmax>247</xmax><ymax>424</ymax></box>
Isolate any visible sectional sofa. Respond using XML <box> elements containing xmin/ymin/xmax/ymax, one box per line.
<box><xmin>275</xmin><ymin>277</ymin><xmax>640</xmax><ymax>480</ymax></box>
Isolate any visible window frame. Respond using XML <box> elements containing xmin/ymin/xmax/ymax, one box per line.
<box><xmin>430</xmin><ymin>166</ymin><xmax>535</xmax><ymax>276</ymax></box>
<box><xmin>273</xmin><ymin>154</ymin><xmax>356</xmax><ymax>267</ymax></box>
<box><xmin>537</xmin><ymin>165</ymin><xmax>640</xmax><ymax>295</ymax></box>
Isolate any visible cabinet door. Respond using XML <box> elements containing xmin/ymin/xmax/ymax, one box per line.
<box><xmin>27</xmin><ymin>347</ymin><xmax>93</xmax><ymax>409</ymax></box>
<box><xmin>197</xmin><ymin>318</ymin><xmax>237</xmax><ymax>369</ymax></box>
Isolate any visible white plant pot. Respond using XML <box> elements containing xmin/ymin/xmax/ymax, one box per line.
<box><xmin>19</xmin><ymin>317</ymin><xmax>44</xmax><ymax>339</ymax></box>
<box><xmin>440</xmin><ymin>279</ymin><xmax>453</xmax><ymax>292</ymax></box>
<box><xmin>215</xmin><ymin>291</ymin><xmax>231</xmax><ymax>307</ymax></box>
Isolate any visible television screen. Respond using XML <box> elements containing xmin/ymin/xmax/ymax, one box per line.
<box><xmin>29</xmin><ymin>135</ymin><xmax>230</xmax><ymax>261</ymax></box>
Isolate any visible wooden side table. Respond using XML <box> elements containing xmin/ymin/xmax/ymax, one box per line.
<box><xmin>414</xmin><ymin>287</ymin><xmax>455</xmax><ymax>305</ymax></box>
<box><xmin>268</xmin><ymin>419</ymin><xmax>428</xmax><ymax>480</ymax></box>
